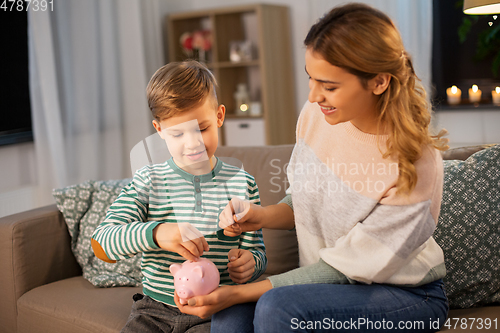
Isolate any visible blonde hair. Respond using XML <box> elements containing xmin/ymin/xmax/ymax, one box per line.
<box><xmin>305</xmin><ymin>3</ymin><xmax>448</xmax><ymax>194</ymax></box>
<box><xmin>146</xmin><ymin>60</ymin><xmax>218</xmax><ymax>121</ymax></box>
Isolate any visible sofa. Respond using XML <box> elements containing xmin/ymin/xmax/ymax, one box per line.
<box><xmin>1</xmin><ymin>144</ymin><xmax>499</xmax><ymax>333</ymax></box>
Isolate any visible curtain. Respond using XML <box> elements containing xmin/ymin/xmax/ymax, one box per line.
<box><xmin>29</xmin><ymin>0</ymin><xmax>162</xmax><ymax>207</ymax></box>
<box><xmin>308</xmin><ymin>0</ymin><xmax>433</xmax><ymax>93</ymax></box>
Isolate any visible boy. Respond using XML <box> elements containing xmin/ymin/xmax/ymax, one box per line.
<box><xmin>91</xmin><ymin>60</ymin><xmax>267</xmax><ymax>332</ymax></box>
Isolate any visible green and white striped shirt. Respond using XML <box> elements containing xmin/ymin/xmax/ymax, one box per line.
<box><xmin>92</xmin><ymin>157</ymin><xmax>267</xmax><ymax>306</ymax></box>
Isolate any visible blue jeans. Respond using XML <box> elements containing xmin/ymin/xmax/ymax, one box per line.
<box><xmin>211</xmin><ymin>279</ymin><xmax>448</xmax><ymax>333</ymax></box>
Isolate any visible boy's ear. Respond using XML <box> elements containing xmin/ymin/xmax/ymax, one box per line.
<box><xmin>371</xmin><ymin>73</ymin><xmax>391</xmax><ymax>95</ymax></box>
<box><xmin>152</xmin><ymin>120</ymin><xmax>164</xmax><ymax>139</ymax></box>
<box><xmin>216</xmin><ymin>105</ymin><xmax>226</xmax><ymax>127</ymax></box>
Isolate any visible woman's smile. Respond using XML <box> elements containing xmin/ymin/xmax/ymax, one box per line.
<box><xmin>319</xmin><ymin>104</ymin><xmax>337</xmax><ymax>115</ymax></box>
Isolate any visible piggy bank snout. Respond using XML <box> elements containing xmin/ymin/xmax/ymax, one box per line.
<box><xmin>176</xmin><ymin>286</ymin><xmax>194</xmax><ymax>298</ymax></box>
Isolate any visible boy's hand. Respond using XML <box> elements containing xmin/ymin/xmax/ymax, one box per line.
<box><xmin>153</xmin><ymin>223</ymin><xmax>209</xmax><ymax>261</ymax></box>
<box><xmin>227</xmin><ymin>249</ymin><xmax>255</xmax><ymax>284</ymax></box>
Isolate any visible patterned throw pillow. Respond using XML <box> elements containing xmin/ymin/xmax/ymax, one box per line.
<box><xmin>434</xmin><ymin>144</ymin><xmax>500</xmax><ymax>309</ymax></box>
<box><xmin>53</xmin><ymin>179</ymin><xmax>143</xmax><ymax>287</ymax></box>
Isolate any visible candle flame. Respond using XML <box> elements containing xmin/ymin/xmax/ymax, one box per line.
<box><xmin>451</xmin><ymin>86</ymin><xmax>458</xmax><ymax>94</ymax></box>
<box><xmin>472</xmin><ymin>85</ymin><xmax>479</xmax><ymax>93</ymax></box>
<box><xmin>496</xmin><ymin>87</ymin><xmax>500</xmax><ymax>94</ymax></box>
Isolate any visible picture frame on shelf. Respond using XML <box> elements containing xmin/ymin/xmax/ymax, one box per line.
<box><xmin>229</xmin><ymin>40</ymin><xmax>253</xmax><ymax>62</ymax></box>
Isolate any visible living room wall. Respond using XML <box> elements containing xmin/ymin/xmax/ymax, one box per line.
<box><xmin>0</xmin><ymin>0</ymin><xmax>433</xmax><ymax>218</ymax></box>
<box><xmin>159</xmin><ymin>0</ymin><xmax>433</xmax><ymax>119</ymax></box>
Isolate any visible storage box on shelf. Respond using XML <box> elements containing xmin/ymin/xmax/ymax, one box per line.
<box><xmin>166</xmin><ymin>4</ymin><xmax>296</xmax><ymax>146</ymax></box>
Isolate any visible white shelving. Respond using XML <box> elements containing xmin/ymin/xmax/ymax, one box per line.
<box><xmin>432</xmin><ymin>110</ymin><xmax>500</xmax><ymax>148</ymax></box>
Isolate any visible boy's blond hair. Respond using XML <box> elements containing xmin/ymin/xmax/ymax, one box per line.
<box><xmin>147</xmin><ymin>60</ymin><xmax>218</xmax><ymax>121</ymax></box>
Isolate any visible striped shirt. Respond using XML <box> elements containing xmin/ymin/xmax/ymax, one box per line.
<box><xmin>92</xmin><ymin>157</ymin><xmax>267</xmax><ymax>306</ymax></box>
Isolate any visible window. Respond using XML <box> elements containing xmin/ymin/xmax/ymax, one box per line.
<box><xmin>432</xmin><ymin>0</ymin><xmax>499</xmax><ymax>106</ymax></box>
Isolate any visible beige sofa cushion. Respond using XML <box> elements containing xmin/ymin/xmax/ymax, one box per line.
<box><xmin>17</xmin><ymin>276</ymin><xmax>141</xmax><ymax>333</ymax></box>
<box><xmin>216</xmin><ymin>145</ymin><xmax>299</xmax><ymax>277</ymax></box>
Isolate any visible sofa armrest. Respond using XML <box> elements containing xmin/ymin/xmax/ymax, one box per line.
<box><xmin>0</xmin><ymin>204</ymin><xmax>81</xmax><ymax>333</ymax></box>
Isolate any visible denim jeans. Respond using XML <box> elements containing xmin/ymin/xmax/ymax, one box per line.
<box><xmin>211</xmin><ymin>279</ymin><xmax>448</xmax><ymax>333</ymax></box>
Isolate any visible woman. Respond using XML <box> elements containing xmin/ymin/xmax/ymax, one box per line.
<box><xmin>176</xmin><ymin>3</ymin><xmax>449</xmax><ymax>332</ymax></box>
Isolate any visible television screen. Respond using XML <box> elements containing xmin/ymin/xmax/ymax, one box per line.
<box><xmin>0</xmin><ymin>10</ymin><xmax>33</xmax><ymax>146</ymax></box>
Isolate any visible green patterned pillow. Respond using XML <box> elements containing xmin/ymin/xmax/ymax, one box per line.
<box><xmin>434</xmin><ymin>144</ymin><xmax>500</xmax><ymax>309</ymax></box>
<box><xmin>53</xmin><ymin>179</ymin><xmax>143</xmax><ymax>287</ymax></box>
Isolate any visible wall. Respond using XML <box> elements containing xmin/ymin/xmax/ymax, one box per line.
<box><xmin>160</xmin><ymin>0</ymin><xmax>434</xmax><ymax>117</ymax></box>
<box><xmin>0</xmin><ymin>142</ymin><xmax>37</xmax><ymax>217</ymax></box>
<box><xmin>0</xmin><ymin>0</ymin><xmax>436</xmax><ymax>217</ymax></box>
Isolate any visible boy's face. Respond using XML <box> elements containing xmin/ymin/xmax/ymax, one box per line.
<box><xmin>153</xmin><ymin>97</ymin><xmax>225</xmax><ymax>175</ymax></box>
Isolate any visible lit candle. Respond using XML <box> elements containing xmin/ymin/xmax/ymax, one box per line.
<box><xmin>468</xmin><ymin>84</ymin><xmax>482</xmax><ymax>103</ymax></box>
<box><xmin>492</xmin><ymin>87</ymin><xmax>500</xmax><ymax>104</ymax></box>
<box><xmin>446</xmin><ymin>85</ymin><xmax>461</xmax><ymax>105</ymax></box>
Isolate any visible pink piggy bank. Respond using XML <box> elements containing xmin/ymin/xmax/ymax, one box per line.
<box><xmin>169</xmin><ymin>258</ymin><xmax>220</xmax><ymax>305</ymax></box>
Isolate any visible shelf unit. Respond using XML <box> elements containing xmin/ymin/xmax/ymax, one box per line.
<box><xmin>432</xmin><ymin>108</ymin><xmax>500</xmax><ymax>148</ymax></box>
<box><xmin>166</xmin><ymin>4</ymin><xmax>296</xmax><ymax>146</ymax></box>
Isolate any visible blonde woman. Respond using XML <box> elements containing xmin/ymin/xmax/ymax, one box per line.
<box><xmin>177</xmin><ymin>3</ymin><xmax>449</xmax><ymax>332</ymax></box>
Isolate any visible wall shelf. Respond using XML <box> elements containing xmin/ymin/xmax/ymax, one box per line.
<box><xmin>432</xmin><ymin>109</ymin><xmax>500</xmax><ymax>148</ymax></box>
<box><xmin>434</xmin><ymin>103</ymin><xmax>500</xmax><ymax>112</ymax></box>
<box><xmin>166</xmin><ymin>4</ymin><xmax>296</xmax><ymax>146</ymax></box>
<box><xmin>214</xmin><ymin>60</ymin><xmax>260</xmax><ymax>68</ymax></box>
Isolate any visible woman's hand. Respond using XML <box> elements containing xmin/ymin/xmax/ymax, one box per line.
<box><xmin>227</xmin><ymin>249</ymin><xmax>255</xmax><ymax>284</ymax></box>
<box><xmin>219</xmin><ymin>198</ymin><xmax>295</xmax><ymax>236</ymax></box>
<box><xmin>153</xmin><ymin>222</ymin><xmax>209</xmax><ymax>261</ymax></box>
<box><xmin>174</xmin><ymin>285</ymin><xmax>237</xmax><ymax>319</ymax></box>
<box><xmin>218</xmin><ymin>198</ymin><xmax>264</xmax><ymax>236</ymax></box>
<box><xmin>176</xmin><ymin>280</ymin><xmax>273</xmax><ymax>319</ymax></box>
